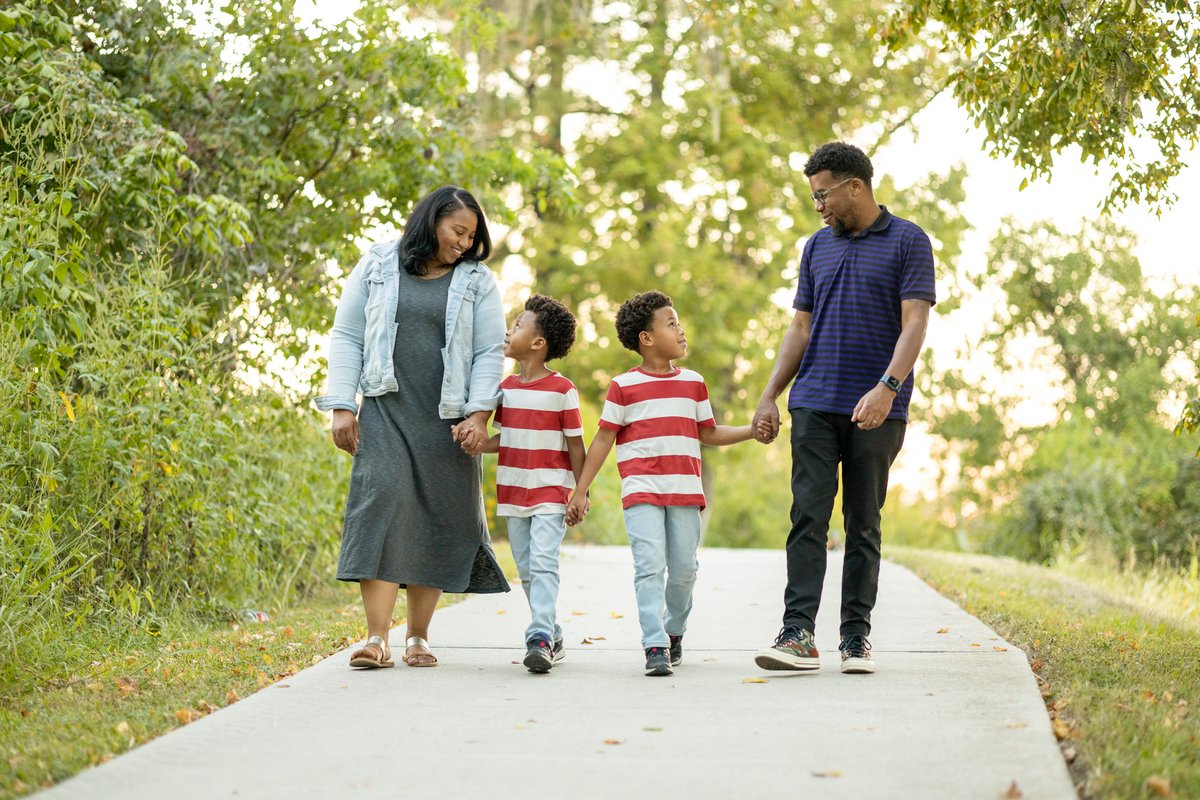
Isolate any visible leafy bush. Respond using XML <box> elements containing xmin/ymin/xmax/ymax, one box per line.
<box><xmin>987</xmin><ymin>421</ymin><xmax>1197</xmax><ymax>566</ymax></box>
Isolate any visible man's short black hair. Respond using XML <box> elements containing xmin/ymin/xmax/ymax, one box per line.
<box><xmin>804</xmin><ymin>142</ymin><xmax>874</xmax><ymax>186</ymax></box>
<box><xmin>615</xmin><ymin>291</ymin><xmax>672</xmax><ymax>352</ymax></box>
<box><xmin>525</xmin><ymin>294</ymin><xmax>576</xmax><ymax>361</ymax></box>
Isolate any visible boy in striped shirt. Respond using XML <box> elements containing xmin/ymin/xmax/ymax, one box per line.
<box><xmin>479</xmin><ymin>295</ymin><xmax>585</xmax><ymax>674</ymax></box>
<box><xmin>567</xmin><ymin>291</ymin><xmax>754</xmax><ymax>676</ymax></box>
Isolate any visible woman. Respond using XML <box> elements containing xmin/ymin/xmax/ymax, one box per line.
<box><xmin>316</xmin><ymin>186</ymin><xmax>509</xmax><ymax>669</ymax></box>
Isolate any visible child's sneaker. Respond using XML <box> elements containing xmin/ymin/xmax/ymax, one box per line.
<box><xmin>644</xmin><ymin>646</ymin><xmax>673</xmax><ymax>676</ymax></box>
<box><xmin>839</xmin><ymin>633</ymin><xmax>875</xmax><ymax>674</ymax></box>
<box><xmin>754</xmin><ymin>626</ymin><xmax>820</xmax><ymax>671</ymax></box>
<box><xmin>552</xmin><ymin>636</ymin><xmax>565</xmax><ymax>663</ymax></box>
<box><xmin>523</xmin><ymin>637</ymin><xmax>554</xmax><ymax>674</ymax></box>
<box><xmin>668</xmin><ymin>634</ymin><xmax>683</xmax><ymax>666</ymax></box>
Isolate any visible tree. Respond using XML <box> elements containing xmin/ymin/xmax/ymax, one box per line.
<box><xmin>921</xmin><ymin>218</ymin><xmax>1199</xmax><ymax>542</ymax></box>
<box><xmin>3</xmin><ymin>0</ymin><xmax>574</xmax><ymax>385</ymax></box>
<box><xmin>431</xmin><ymin>0</ymin><xmax>965</xmax><ymax>416</ymax></box>
<box><xmin>882</xmin><ymin>0</ymin><xmax>1200</xmax><ymax>213</ymax></box>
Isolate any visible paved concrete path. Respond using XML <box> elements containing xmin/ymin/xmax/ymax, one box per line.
<box><xmin>38</xmin><ymin>545</ymin><xmax>1075</xmax><ymax>799</ymax></box>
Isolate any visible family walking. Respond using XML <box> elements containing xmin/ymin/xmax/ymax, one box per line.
<box><xmin>315</xmin><ymin>142</ymin><xmax>937</xmax><ymax>677</ymax></box>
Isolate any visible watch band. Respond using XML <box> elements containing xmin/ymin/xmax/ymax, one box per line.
<box><xmin>880</xmin><ymin>374</ymin><xmax>901</xmax><ymax>392</ymax></box>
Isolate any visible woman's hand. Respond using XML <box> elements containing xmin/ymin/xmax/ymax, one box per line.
<box><xmin>452</xmin><ymin>413</ymin><xmax>489</xmax><ymax>456</ymax></box>
<box><xmin>331</xmin><ymin>409</ymin><xmax>359</xmax><ymax>455</ymax></box>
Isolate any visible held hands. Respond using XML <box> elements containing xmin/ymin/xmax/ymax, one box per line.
<box><xmin>331</xmin><ymin>409</ymin><xmax>359</xmax><ymax>455</ymax></box>
<box><xmin>752</xmin><ymin>399</ymin><xmax>780</xmax><ymax>444</ymax></box>
<box><xmin>565</xmin><ymin>492</ymin><xmax>590</xmax><ymax>526</ymax></box>
<box><xmin>851</xmin><ymin>384</ymin><xmax>895</xmax><ymax>430</ymax></box>
<box><xmin>450</xmin><ymin>417</ymin><xmax>488</xmax><ymax>456</ymax></box>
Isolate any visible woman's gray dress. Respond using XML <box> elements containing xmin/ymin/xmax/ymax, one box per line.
<box><xmin>336</xmin><ymin>267</ymin><xmax>508</xmax><ymax>593</ymax></box>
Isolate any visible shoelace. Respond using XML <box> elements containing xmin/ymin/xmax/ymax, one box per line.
<box><xmin>839</xmin><ymin>634</ymin><xmax>871</xmax><ymax>658</ymax></box>
<box><xmin>775</xmin><ymin>626</ymin><xmax>807</xmax><ymax>646</ymax></box>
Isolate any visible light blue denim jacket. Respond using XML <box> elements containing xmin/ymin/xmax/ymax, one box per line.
<box><xmin>315</xmin><ymin>239</ymin><xmax>505</xmax><ymax>418</ymax></box>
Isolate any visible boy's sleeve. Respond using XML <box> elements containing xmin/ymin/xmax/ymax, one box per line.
<box><xmin>598</xmin><ymin>380</ymin><xmax>625</xmax><ymax>431</ymax></box>
<box><xmin>696</xmin><ymin>377</ymin><xmax>716</xmax><ymax>428</ymax></box>
<box><xmin>561</xmin><ymin>385</ymin><xmax>584</xmax><ymax>437</ymax></box>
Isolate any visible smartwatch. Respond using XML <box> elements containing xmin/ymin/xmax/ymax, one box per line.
<box><xmin>880</xmin><ymin>374</ymin><xmax>902</xmax><ymax>393</ymax></box>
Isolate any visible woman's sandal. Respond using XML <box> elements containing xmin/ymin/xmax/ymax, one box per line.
<box><xmin>349</xmin><ymin>635</ymin><xmax>395</xmax><ymax>669</ymax></box>
<box><xmin>404</xmin><ymin>635</ymin><xmax>438</xmax><ymax>667</ymax></box>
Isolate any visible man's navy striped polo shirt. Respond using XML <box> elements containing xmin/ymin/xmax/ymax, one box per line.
<box><xmin>788</xmin><ymin>206</ymin><xmax>936</xmax><ymax>422</ymax></box>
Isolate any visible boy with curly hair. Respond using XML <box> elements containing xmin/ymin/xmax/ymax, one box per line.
<box><xmin>475</xmin><ymin>294</ymin><xmax>585</xmax><ymax>674</ymax></box>
<box><xmin>567</xmin><ymin>291</ymin><xmax>755</xmax><ymax>676</ymax></box>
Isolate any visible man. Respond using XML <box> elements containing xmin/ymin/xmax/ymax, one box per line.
<box><xmin>752</xmin><ymin>142</ymin><xmax>935</xmax><ymax>674</ymax></box>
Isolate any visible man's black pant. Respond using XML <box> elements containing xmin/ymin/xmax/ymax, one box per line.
<box><xmin>784</xmin><ymin>407</ymin><xmax>905</xmax><ymax>637</ymax></box>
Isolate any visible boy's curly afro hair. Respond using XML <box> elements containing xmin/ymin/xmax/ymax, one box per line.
<box><xmin>525</xmin><ymin>294</ymin><xmax>577</xmax><ymax>361</ymax></box>
<box><xmin>615</xmin><ymin>291</ymin><xmax>672</xmax><ymax>352</ymax></box>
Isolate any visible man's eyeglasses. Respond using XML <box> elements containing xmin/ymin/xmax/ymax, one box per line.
<box><xmin>810</xmin><ymin>178</ymin><xmax>853</xmax><ymax>205</ymax></box>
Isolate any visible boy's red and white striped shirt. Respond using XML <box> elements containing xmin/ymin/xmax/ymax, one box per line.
<box><xmin>598</xmin><ymin>366</ymin><xmax>715</xmax><ymax>510</ymax></box>
<box><xmin>493</xmin><ymin>372</ymin><xmax>584</xmax><ymax>517</ymax></box>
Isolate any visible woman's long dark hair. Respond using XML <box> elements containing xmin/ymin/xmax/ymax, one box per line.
<box><xmin>398</xmin><ymin>186</ymin><xmax>492</xmax><ymax>276</ymax></box>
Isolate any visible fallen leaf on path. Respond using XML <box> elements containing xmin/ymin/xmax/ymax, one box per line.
<box><xmin>609</xmin><ymin>612</ymin><xmax>623</xmax><ymax>618</ymax></box>
<box><xmin>496</xmin><ymin>610</ymin><xmax>506</xmax><ymax>615</ymax></box>
<box><xmin>811</xmin><ymin>771</ymin><xmax>842</xmax><ymax>779</ymax></box>
<box><xmin>993</xmin><ymin>647</ymin><xmax>1008</xmax><ymax>652</ymax></box>
<box><xmin>936</xmin><ymin>627</ymin><xmax>949</xmax><ymax>634</ymax></box>
<box><xmin>1004</xmin><ymin>722</ymin><xmax>1028</xmax><ymax>729</ymax></box>
<box><xmin>742</xmin><ymin>677</ymin><xmax>768</xmax><ymax>684</ymax></box>
<box><xmin>643</xmin><ymin>726</ymin><xmax>662</xmax><ymax>732</ymax></box>
<box><xmin>275</xmin><ymin>684</ymin><xmax>290</xmax><ymax>689</ymax></box>
<box><xmin>855</xmin><ymin>725</ymin><xmax>875</xmax><ymax>732</ymax></box>
<box><xmin>592</xmin><ymin>635</ymin><xmax>607</xmax><ymax>640</ymax></box>
<box><xmin>603</xmin><ymin>739</ymin><xmax>623</xmax><ymax>745</ymax></box>
<box><xmin>1145</xmin><ymin>776</ymin><xmax>1171</xmax><ymax>796</ymax></box>
<box><xmin>571</xmin><ymin>610</ymin><xmax>587</xmax><ymax>616</ymax></box>
<box><xmin>1002</xmin><ymin>780</ymin><xmax>1023</xmax><ymax>798</ymax></box>
<box><xmin>969</xmin><ymin>643</ymin><xmax>981</xmax><ymax>647</ymax></box>
<box><xmin>703</xmin><ymin>657</ymin><xmax>717</xmax><ymax>662</ymax></box>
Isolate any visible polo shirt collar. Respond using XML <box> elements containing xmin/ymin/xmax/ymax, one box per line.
<box><xmin>832</xmin><ymin>205</ymin><xmax>893</xmax><ymax>238</ymax></box>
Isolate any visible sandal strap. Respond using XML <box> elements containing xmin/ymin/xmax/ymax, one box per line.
<box><xmin>405</xmin><ymin>635</ymin><xmax>429</xmax><ymax>650</ymax></box>
<box><xmin>364</xmin><ymin>635</ymin><xmax>389</xmax><ymax>660</ymax></box>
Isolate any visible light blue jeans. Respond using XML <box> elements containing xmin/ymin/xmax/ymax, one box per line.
<box><xmin>505</xmin><ymin>514</ymin><xmax>566</xmax><ymax>644</ymax></box>
<box><xmin>623</xmin><ymin>504</ymin><xmax>702</xmax><ymax>649</ymax></box>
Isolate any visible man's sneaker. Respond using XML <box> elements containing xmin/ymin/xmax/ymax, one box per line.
<box><xmin>839</xmin><ymin>633</ymin><xmax>875</xmax><ymax>674</ymax></box>
<box><xmin>668</xmin><ymin>634</ymin><xmax>683</xmax><ymax>667</ymax></box>
<box><xmin>523</xmin><ymin>638</ymin><xmax>554</xmax><ymax>674</ymax></box>
<box><xmin>552</xmin><ymin>637</ymin><xmax>565</xmax><ymax>663</ymax></box>
<box><xmin>644</xmin><ymin>646</ymin><xmax>673</xmax><ymax>676</ymax></box>
<box><xmin>754</xmin><ymin>627</ymin><xmax>820</xmax><ymax>671</ymax></box>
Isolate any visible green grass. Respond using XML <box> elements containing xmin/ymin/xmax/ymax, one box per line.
<box><xmin>2</xmin><ymin>543</ymin><xmax>518</xmax><ymax>799</ymax></box>
<box><xmin>888</xmin><ymin>546</ymin><xmax>1200</xmax><ymax>800</ymax></box>
<box><xmin>1</xmin><ymin>583</ymin><xmax>369</xmax><ymax>798</ymax></box>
